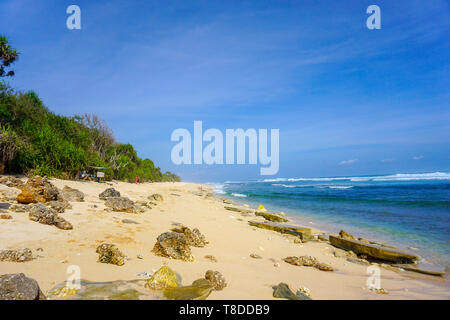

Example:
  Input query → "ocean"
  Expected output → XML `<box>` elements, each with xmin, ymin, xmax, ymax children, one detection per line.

<box><xmin>210</xmin><ymin>172</ymin><xmax>450</xmax><ymax>268</ymax></box>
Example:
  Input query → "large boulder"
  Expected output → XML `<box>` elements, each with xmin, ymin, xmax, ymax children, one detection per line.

<box><xmin>171</xmin><ymin>226</ymin><xmax>208</xmax><ymax>247</ymax></box>
<box><xmin>104</xmin><ymin>197</ymin><xmax>143</xmax><ymax>214</ymax></box>
<box><xmin>28</xmin><ymin>203</ymin><xmax>73</xmax><ymax>230</ymax></box>
<box><xmin>99</xmin><ymin>188</ymin><xmax>120</xmax><ymax>200</ymax></box>
<box><xmin>0</xmin><ymin>273</ymin><xmax>46</xmax><ymax>300</ymax></box>
<box><xmin>17</xmin><ymin>176</ymin><xmax>59</xmax><ymax>204</ymax></box>
<box><xmin>152</xmin><ymin>232</ymin><xmax>194</xmax><ymax>262</ymax></box>
<box><xmin>0</xmin><ymin>248</ymin><xmax>34</xmax><ymax>262</ymax></box>
<box><xmin>60</xmin><ymin>186</ymin><xmax>84</xmax><ymax>202</ymax></box>
<box><xmin>96</xmin><ymin>243</ymin><xmax>126</xmax><ymax>266</ymax></box>
<box><xmin>145</xmin><ymin>266</ymin><xmax>180</xmax><ymax>290</ymax></box>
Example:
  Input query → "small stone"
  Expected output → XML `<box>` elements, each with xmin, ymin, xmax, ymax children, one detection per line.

<box><xmin>0</xmin><ymin>248</ymin><xmax>34</xmax><ymax>262</ymax></box>
<box><xmin>205</xmin><ymin>270</ymin><xmax>227</xmax><ymax>291</ymax></box>
<box><xmin>250</xmin><ymin>253</ymin><xmax>262</xmax><ymax>259</ymax></box>
<box><xmin>148</xmin><ymin>193</ymin><xmax>164</xmax><ymax>202</ymax></box>
<box><xmin>96</xmin><ymin>243</ymin><xmax>125</xmax><ymax>266</ymax></box>
<box><xmin>137</xmin><ymin>254</ymin><xmax>143</xmax><ymax>259</ymax></box>
<box><xmin>0</xmin><ymin>213</ymin><xmax>12</xmax><ymax>219</ymax></box>
<box><xmin>204</xmin><ymin>255</ymin><xmax>217</xmax><ymax>262</ymax></box>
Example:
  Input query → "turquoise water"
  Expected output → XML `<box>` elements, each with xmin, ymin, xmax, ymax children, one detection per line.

<box><xmin>211</xmin><ymin>172</ymin><xmax>450</xmax><ymax>268</ymax></box>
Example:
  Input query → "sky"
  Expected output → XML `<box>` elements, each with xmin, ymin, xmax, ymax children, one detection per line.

<box><xmin>0</xmin><ymin>0</ymin><xmax>449</xmax><ymax>182</ymax></box>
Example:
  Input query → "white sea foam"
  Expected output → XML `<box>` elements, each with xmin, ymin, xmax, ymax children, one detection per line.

<box><xmin>262</xmin><ymin>172</ymin><xmax>450</xmax><ymax>183</ymax></box>
<box><xmin>328</xmin><ymin>186</ymin><xmax>353</xmax><ymax>189</ymax></box>
<box><xmin>231</xmin><ymin>193</ymin><xmax>247</xmax><ymax>198</ymax></box>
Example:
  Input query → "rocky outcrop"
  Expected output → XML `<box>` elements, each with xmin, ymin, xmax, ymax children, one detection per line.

<box><xmin>255</xmin><ymin>211</ymin><xmax>289</xmax><ymax>223</ymax></box>
<box><xmin>329</xmin><ymin>235</ymin><xmax>418</xmax><ymax>263</ymax></box>
<box><xmin>205</xmin><ymin>270</ymin><xmax>227</xmax><ymax>291</ymax></box>
<box><xmin>17</xmin><ymin>176</ymin><xmax>59</xmax><ymax>204</ymax></box>
<box><xmin>60</xmin><ymin>186</ymin><xmax>84</xmax><ymax>202</ymax></box>
<box><xmin>99</xmin><ymin>188</ymin><xmax>120</xmax><ymax>200</ymax></box>
<box><xmin>224</xmin><ymin>206</ymin><xmax>253</xmax><ymax>214</ymax></box>
<box><xmin>0</xmin><ymin>248</ymin><xmax>34</xmax><ymax>262</ymax></box>
<box><xmin>0</xmin><ymin>273</ymin><xmax>46</xmax><ymax>300</ymax></box>
<box><xmin>28</xmin><ymin>203</ymin><xmax>73</xmax><ymax>230</ymax></box>
<box><xmin>104</xmin><ymin>197</ymin><xmax>144</xmax><ymax>214</ymax></box>
<box><xmin>145</xmin><ymin>266</ymin><xmax>180</xmax><ymax>290</ymax></box>
<box><xmin>272</xmin><ymin>283</ymin><xmax>312</xmax><ymax>300</ymax></box>
<box><xmin>171</xmin><ymin>226</ymin><xmax>208</xmax><ymax>247</ymax></box>
<box><xmin>152</xmin><ymin>232</ymin><xmax>194</xmax><ymax>262</ymax></box>
<box><xmin>163</xmin><ymin>279</ymin><xmax>213</xmax><ymax>300</ymax></box>
<box><xmin>283</xmin><ymin>256</ymin><xmax>333</xmax><ymax>271</ymax></box>
<box><xmin>148</xmin><ymin>193</ymin><xmax>164</xmax><ymax>202</ymax></box>
<box><xmin>339</xmin><ymin>230</ymin><xmax>356</xmax><ymax>240</ymax></box>
<box><xmin>248</xmin><ymin>220</ymin><xmax>313</xmax><ymax>241</ymax></box>
<box><xmin>96</xmin><ymin>243</ymin><xmax>126</xmax><ymax>266</ymax></box>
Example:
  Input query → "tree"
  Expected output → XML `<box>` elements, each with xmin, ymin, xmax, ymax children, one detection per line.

<box><xmin>0</xmin><ymin>36</ymin><xmax>19</xmax><ymax>78</ymax></box>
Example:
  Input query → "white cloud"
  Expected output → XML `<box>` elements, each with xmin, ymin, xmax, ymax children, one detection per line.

<box><xmin>413</xmin><ymin>155</ymin><xmax>424</xmax><ymax>160</ymax></box>
<box><xmin>339</xmin><ymin>159</ymin><xmax>358</xmax><ymax>165</ymax></box>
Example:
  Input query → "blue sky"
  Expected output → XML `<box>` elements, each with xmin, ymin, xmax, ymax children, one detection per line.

<box><xmin>1</xmin><ymin>0</ymin><xmax>449</xmax><ymax>182</ymax></box>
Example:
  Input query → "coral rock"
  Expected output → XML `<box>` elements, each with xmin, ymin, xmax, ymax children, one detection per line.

<box><xmin>145</xmin><ymin>266</ymin><xmax>180</xmax><ymax>290</ymax></box>
<box><xmin>96</xmin><ymin>243</ymin><xmax>125</xmax><ymax>266</ymax></box>
<box><xmin>152</xmin><ymin>232</ymin><xmax>194</xmax><ymax>262</ymax></box>
<box><xmin>0</xmin><ymin>273</ymin><xmax>46</xmax><ymax>300</ymax></box>
<box><xmin>205</xmin><ymin>270</ymin><xmax>227</xmax><ymax>291</ymax></box>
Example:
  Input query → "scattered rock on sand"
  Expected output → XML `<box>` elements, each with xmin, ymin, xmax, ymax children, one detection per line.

<box><xmin>250</xmin><ymin>253</ymin><xmax>262</xmax><ymax>259</ymax></box>
<box><xmin>283</xmin><ymin>256</ymin><xmax>334</xmax><ymax>272</ymax></box>
<box><xmin>8</xmin><ymin>203</ymin><xmax>29</xmax><ymax>212</ymax></box>
<box><xmin>205</xmin><ymin>270</ymin><xmax>227</xmax><ymax>290</ymax></box>
<box><xmin>60</xmin><ymin>186</ymin><xmax>84</xmax><ymax>202</ymax></box>
<box><xmin>171</xmin><ymin>226</ymin><xmax>209</xmax><ymax>247</ymax></box>
<box><xmin>121</xmin><ymin>218</ymin><xmax>139</xmax><ymax>224</ymax></box>
<box><xmin>99</xmin><ymin>188</ymin><xmax>120</xmax><ymax>200</ymax></box>
<box><xmin>148</xmin><ymin>193</ymin><xmax>164</xmax><ymax>202</ymax></box>
<box><xmin>0</xmin><ymin>187</ymin><xmax>21</xmax><ymax>202</ymax></box>
<box><xmin>104</xmin><ymin>197</ymin><xmax>144</xmax><ymax>214</ymax></box>
<box><xmin>47</xmin><ymin>199</ymin><xmax>72</xmax><ymax>213</ymax></box>
<box><xmin>96</xmin><ymin>243</ymin><xmax>126</xmax><ymax>266</ymax></box>
<box><xmin>0</xmin><ymin>176</ymin><xmax>24</xmax><ymax>188</ymax></box>
<box><xmin>152</xmin><ymin>232</ymin><xmax>194</xmax><ymax>262</ymax></box>
<box><xmin>0</xmin><ymin>273</ymin><xmax>46</xmax><ymax>300</ymax></box>
<box><xmin>164</xmin><ymin>278</ymin><xmax>213</xmax><ymax>300</ymax></box>
<box><xmin>272</xmin><ymin>283</ymin><xmax>312</xmax><ymax>300</ymax></box>
<box><xmin>17</xmin><ymin>176</ymin><xmax>59</xmax><ymax>204</ymax></box>
<box><xmin>145</xmin><ymin>266</ymin><xmax>180</xmax><ymax>290</ymax></box>
<box><xmin>0</xmin><ymin>248</ymin><xmax>34</xmax><ymax>262</ymax></box>
<box><xmin>29</xmin><ymin>203</ymin><xmax>73</xmax><ymax>230</ymax></box>
<box><xmin>204</xmin><ymin>255</ymin><xmax>217</xmax><ymax>262</ymax></box>
<box><xmin>0</xmin><ymin>213</ymin><xmax>12</xmax><ymax>219</ymax></box>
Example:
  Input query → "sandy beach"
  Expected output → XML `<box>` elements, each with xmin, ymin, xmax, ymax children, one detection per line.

<box><xmin>0</xmin><ymin>178</ymin><xmax>449</xmax><ymax>300</ymax></box>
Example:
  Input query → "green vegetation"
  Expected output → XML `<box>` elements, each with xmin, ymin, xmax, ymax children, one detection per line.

<box><xmin>0</xmin><ymin>36</ymin><xmax>179</xmax><ymax>182</ymax></box>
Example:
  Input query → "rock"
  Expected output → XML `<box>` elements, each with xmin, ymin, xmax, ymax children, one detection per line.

<box><xmin>121</xmin><ymin>218</ymin><xmax>139</xmax><ymax>224</ymax></box>
<box><xmin>329</xmin><ymin>235</ymin><xmax>418</xmax><ymax>263</ymax></box>
<box><xmin>318</xmin><ymin>234</ymin><xmax>329</xmax><ymax>242</ymax></box>
<box><xmin>339</xmin><ymin>230</ymin><xmax>356</xmax><ymax>240</ymax></box>
<box><xmin>104</xmin><ymin>197</ymin><xmax>143</xmax><ymax>214</ymax></box>
<box><xmin>0</xmin><ymin>176</ymin><xmax>24</xmax><ymax>188</ymax></box>
<box><xmin>250</xmin><ymin>253</ymin><xmax>262</xmax><ymax>259</ymax></box>
<box><xmin>148</xmin><ymin>193</ymin><xmax>164</xmax><ymax>202</ymax></box>
<box><xmin>28</xmin><ymin>203</ymin><xmax>73</xmax><ymax>230</ymax></box>
<box><xmin>283</xmin><ymin>256</ymin><xmax>333</xmax><ymax>272</ymax></box>
<box><xmin>204</xmin><ymin>255</ymin><xmax>217</xmax><ymax>262</ymax></box>
<box><xmin>47</xmin><ymin>199</ymin><xmax>72</xmax><ymax>213</ymax></box>
<box><xmin>255</xmin><ymin>211</ymin><xmax>289</xmax><ymax>223</ymax></box>
<box><xmin>370</xmin><ymin>287</ymin><xmax>388</xmax><ymax>295</ymax></box>
<box><xmin>47</xmin><ymin>279</ymin><xmax>151</xmax><ymax>300</ymax></box>
<box><xmin>0</xmin><ymin>273</ymin><xmax>46</xmax><ymax>300</ymax></box>
<box><xmin>163</xmin><ymin>279</ymin><xmax>213</xmax><ymax>300</ymax></box>
<box><xmin>171</xmin><ymin>226</ymin><xmax>209</xmax><ymax>247</ymax></box>
<box><xmin>0</xmin><ymin>213</ymin><xmax>12</xmax><ymax>219</ymax></box>
<box><xmin>137</xmin><ymin>254</ymin><xmax>143</xmax><ymax>259</ymax></box>
<box><xmin>17</xmin><ymin>176</ymin><xmax>59</xmax><ymax>204</ymax></box>
<box><xmin>99</xmin><ymin>188</ymin><xmax>120</xmax><ymax>200</ymax></box>
<box><xmin>60</xmin><ymin>186</ymin><xmax>84</xmax><ymax>202</ymax></box>
<box><xmin>8</xmin><ymin>203</ymin><xmax>29</xmax><ymax>212</ymax></box>
<box><xmin>391</xmin><ymin>263</ymin><xmax>446</xmax><ymax>277</ymax></box>
<box><xmin>224</xmin><ymin>206</ymin><xmax>253</xmax><ymax>214</ymax></box>
<box><xmin>0</xmin><ymin>248</ymin><xmax>34</xmax><ymax>262</ymax></box>
<box><xmin>205</xmin><ymin>270</ymin><xmax>227</xmax><ymax>290</ymax></box>
<box><xmin>145</xmin><ymin>266</ymin><xmax>180</xmax><ymax>290</ymax></box>
<box><xmin>0</xmin><ymin>186</ymin><xmax>21</xmax><ymax>202</ymax></box>
<box><xmin>152</xmin><ymin>232</ymin><xmax>194</xmax><ymax>262</ymax></box>
<box><xmin>96</xmin><ymin>244</ymin><xmax>125</xmax><ymax>266</ymax></box>
<box><xmin>272</xmin><ymin>283</ymin><xmax>312</xmax><ymax>300</ymax></box>
<box><xmin>248</xmin><ymin>220</ymin><xmax>313</xmax><ymax>241</ymax></box>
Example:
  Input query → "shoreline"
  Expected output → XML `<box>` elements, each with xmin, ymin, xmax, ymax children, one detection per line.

<box><xmin>1</xmin><ymin>178</ymin><xmax>449</xmax><ymax>299</ymax></box>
